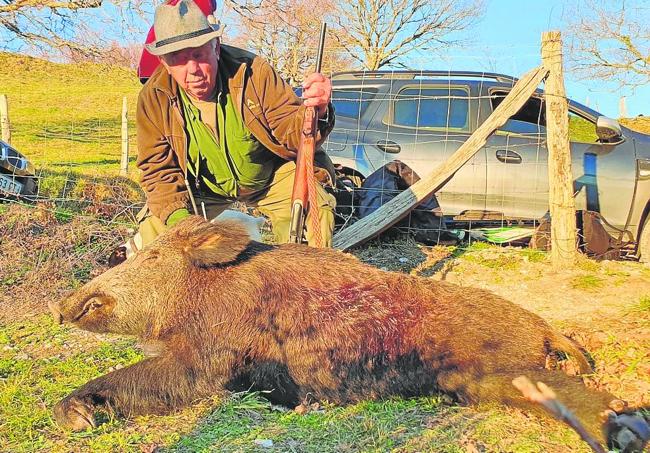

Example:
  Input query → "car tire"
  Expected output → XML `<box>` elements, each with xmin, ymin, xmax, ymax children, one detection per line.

<box><xmin>639</xmin><ymin>214</ymin><xmax>650</xmax><ymax>264</ymax></box>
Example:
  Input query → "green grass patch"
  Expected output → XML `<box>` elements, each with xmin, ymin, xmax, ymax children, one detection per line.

<box><xmin>461</xmin><ymin>251</ymin><xmax>521</xmax><ymax>271</ymax></box>
<box><xmin>171</xmin><ymin>394</ymin><xmax>455</xmax><ymax>452</ymax></box>
<box><xmin>570</xmin><ymin>274</ymin><xmax>604</xmax><ymax>290</ymax></box>
<box><xmin>569</xmin><ymin>115</ymin><xmax>599</xmax><ymax>143</ymax></box>
<box><xmin>0</xmin><ymin>52</ymin><xmax>142</xmax><ymax>177</ymax></box>
<box><xmin>519</xmin><ymin>248</ymin><xmax>547</xmax><ymax>263</ymax></box>
<box><xmin>0</xmin><ymin>316</ymin><xmax>144</xmax><ymax>452</ymax></box>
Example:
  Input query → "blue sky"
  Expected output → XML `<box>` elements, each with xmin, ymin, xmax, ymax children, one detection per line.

<box><xmin>4</xmin><ymin>0</ymin><xmax>647</xmax><ymax>118</ymax></box>
<box><xmin>409</xmin><ymin>0</ymin><xmax>649</xmax><ymax>118</ymax></box>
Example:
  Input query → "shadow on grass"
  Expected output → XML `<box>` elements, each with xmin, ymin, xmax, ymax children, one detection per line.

<box><xmin>166</xmin><ymin>393</ymin><xmax>457</xmax><ymax>452</ymax></box>
<box><xmin>36</xmin><ymin>118</ymin><xmax>125</xmax><ymax>143</ymax></box>
<box><xmin>47</xmin><ymin>158</ymin><xmax>126</xmax><ymax>168</ymax></box>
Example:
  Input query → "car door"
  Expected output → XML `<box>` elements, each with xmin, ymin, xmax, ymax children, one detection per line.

<box><xmin>367</xmin><ymin>83</ymin><xmax>487</xmax><ymax>217</ymax></box>
<box><xmin>485</xmin><ymin>91</ymin><xmax>636</xmax><ymax>230</ymax></box>
<box><xmin>323</xmin><ymin>84</ymin><xmax>385</xmax><ymax>177</ymax></box>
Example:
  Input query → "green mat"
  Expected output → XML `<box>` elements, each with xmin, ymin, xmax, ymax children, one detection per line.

<box><xmin>468</xmin><ymin>227</ymin><xmax>535</xmax><ymax>244</ymax></box>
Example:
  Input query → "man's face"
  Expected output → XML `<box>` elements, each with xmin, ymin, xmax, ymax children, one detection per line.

<box><xmin>161</xmin><ymin>39</ymin><xmax>219</xmax><ymax>101</ymax></box>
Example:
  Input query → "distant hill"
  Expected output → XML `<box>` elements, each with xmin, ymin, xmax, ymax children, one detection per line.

<box><xmin>0</xmin><ymin>52</ymin><xmax>142</xmax><ymax>171</ymax></box>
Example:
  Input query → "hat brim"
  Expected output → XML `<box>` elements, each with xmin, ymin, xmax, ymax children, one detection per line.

<box><xmin>146</xmin><ymin>28</ymin><xmax>222</xmax><ymax>56</ymax></box>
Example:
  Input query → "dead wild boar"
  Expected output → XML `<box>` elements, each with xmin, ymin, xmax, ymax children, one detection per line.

<box><xmin>49</xmin><ymin>216</ymin><xmax>649</xmax><ymax>450</ymax></box>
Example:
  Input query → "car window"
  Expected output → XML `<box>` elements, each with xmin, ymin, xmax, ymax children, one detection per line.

<box><xmin>568</xmin><ymin>111</ymin><xmax>599</xmax><ymax>143</ymax></box>
<box><xmin>393</xmin><ymin>87</ymin><xmax>469</xmax><ymax>130</ymax></box>
<box><xmin>332</xmin><ymin>88</ymin><xmax>378</xmax><ymax>119</ymax></box>
<box><xmin>491</xmin><ymin>91</ymin><xmax>546</xmax><ymax>134</ymax></box>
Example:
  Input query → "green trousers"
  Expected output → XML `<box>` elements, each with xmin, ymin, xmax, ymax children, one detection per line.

<box><xmin>137</xmin><ymin>161</ymin><xmax>336</xmax><ymax>248</ymax></box>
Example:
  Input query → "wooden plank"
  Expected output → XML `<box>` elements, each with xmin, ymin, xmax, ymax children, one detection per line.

<box><xmin>333</xmin><ymin>65</ymin><xmax>549</xmax><ymax>250</ymax></box>
<box><xmin>541</xmin><ymin>31</ymin><xmax>577</xmax><ymax>267</ymax></box>
<box><xmin>0</xmin><ymin>94</ymin><xmax>10</xmax><ymax>144</ymax></box>
<box><xmin>120</xmin><ymin>96</ymin><xmax>129</xmax><ymax>177</ymax></box>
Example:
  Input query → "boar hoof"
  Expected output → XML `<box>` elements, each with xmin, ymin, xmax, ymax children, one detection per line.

<box><xmin>54</xmin><ymin>397</ymin><xmax>96</xmax><ymax>431</ymax></box>
<box><xmin>603</xmin><ymin>411</ymin><xmax>650</xmax><ymax>453</ymax></box>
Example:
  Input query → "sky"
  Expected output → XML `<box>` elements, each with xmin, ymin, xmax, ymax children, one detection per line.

<box><xmin>3</xmin><ymin>0</ymin><xmax>647</xmax><ymax>118</ymax></box>
<box><xmin>410</xmin><ymin>0</ymin><xmax>649</xmax><ymax>118</ymax></box>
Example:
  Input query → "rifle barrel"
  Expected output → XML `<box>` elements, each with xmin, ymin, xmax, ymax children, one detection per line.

<box><xmin>315</xmin><ymin>22</ymin><xmax>327</xmax><ymax>73</ymax></box>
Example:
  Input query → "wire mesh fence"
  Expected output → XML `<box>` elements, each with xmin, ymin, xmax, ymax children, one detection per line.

<box><xmin>0</xmin><ymin>46</ymin><xmax>641</xmax><ymax>258</ymax></box>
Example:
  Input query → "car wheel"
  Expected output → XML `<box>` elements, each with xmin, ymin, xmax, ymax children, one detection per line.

<box><xmin>639</xmin><ymin>214</ymin><xmax>650</xmax><ymax>263</ymax></box>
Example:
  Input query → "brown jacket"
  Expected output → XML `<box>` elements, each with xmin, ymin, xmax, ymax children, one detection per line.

<box><xmin>136</xmin><ymin>44</ymin><xmax>335</xmax><ymax>223</ymax></box>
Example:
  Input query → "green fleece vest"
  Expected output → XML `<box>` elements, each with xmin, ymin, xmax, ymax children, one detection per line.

<box><xmin>179</xmin><ymin>83</ymin><xmax>277</xmax><ymax>199</ymax></box>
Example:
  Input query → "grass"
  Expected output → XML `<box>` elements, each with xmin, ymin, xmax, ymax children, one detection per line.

<box><xmin>570</xmin><ymin>274</ymin><xmax>605</xmax><ymax>290</ymax></box>
<box><xmin>0</xmin><ymin>52</ymin><xmax>142</xmax><ymax>175</ymax></box>
<box><xmin>0</xmin><ymin>316</ymin><xmax>146</xmax><ymax>452</ymax></box>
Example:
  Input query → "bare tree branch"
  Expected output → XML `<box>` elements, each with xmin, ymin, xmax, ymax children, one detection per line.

<box><xmin>227</xmin><ymin>0</ymin><xmax>353</xmax><ymax>84</ymax></box>
<box><xmin>565</xmin><ymin>0</ymin><xmax>650</xmax><ymax>89</ymax></box>
<box><xmin>331</xmin><ymin>0</ymin><xmax>484</xmax><ymax>70</ymax></box>
<box><xmin>512</xmin><ymin>376</ymin><xmax>606</xmax><ymax>453</ymax></box>
<box><xmin>1</xmin><ymin>0</ymin><xmax>153</xmax><ymax>61</ymax></box>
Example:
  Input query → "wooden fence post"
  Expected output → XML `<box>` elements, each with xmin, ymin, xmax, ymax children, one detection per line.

<box><xmin>0</xmin><ymin>94</ymin><xmax>11</xmax><ymax>144</ymax></box>
<box><xmin>120</xmin><ymin>96</ymin><xmax>129</xmax><ymax>176</ymax></box>
<box><xmin>541</xmin><ymin>31</ymin><xmax>577</xmax><ymax>268</ymax></box>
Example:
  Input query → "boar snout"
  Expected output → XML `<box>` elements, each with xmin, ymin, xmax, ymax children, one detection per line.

<box><xmin>48</xmin><ymin>300</ymin><xmax>64</xmax><ymax>325</ymax></box>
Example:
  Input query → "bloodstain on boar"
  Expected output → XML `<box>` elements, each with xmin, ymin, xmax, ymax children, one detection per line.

<box><xmin>48</xmin><ymin>217</ymin><xmax>649</xmax><ymax>450</ymax></box>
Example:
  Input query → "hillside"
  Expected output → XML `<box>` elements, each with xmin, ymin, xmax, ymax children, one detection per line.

<box><xmin>0</xmin><ymin>52</ymin><xmax>142</xmax><ymax>173</ymax></box>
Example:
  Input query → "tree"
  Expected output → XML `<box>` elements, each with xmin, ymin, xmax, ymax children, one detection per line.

<box><xmin>565</xmin><ymin>0</ymin><xmax>650</xmax><ymax>89</ymax></box>
<box><xmin>227</xmin><ymin>0</ymin><xmax>353</xmax><ymax>85</ymax></box>
<box><xmin>0</xmin><ymin>0</ymin><xmax>152</xmax><ymax>59</ymax></box>
<box><xmin>331</xmin><ymin>0</ymin><xmax>484</xmax><ymax>70</ymax></box>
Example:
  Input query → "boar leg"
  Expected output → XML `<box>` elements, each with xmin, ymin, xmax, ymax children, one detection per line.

<box><xmin>54</xmin><ymin>354</ymin><xmax>209</xmax><ymax>430</ymax></box>
<box><xmin>438</xmin><ymin>369</ymin><xmax>647</xmax><ymax>447</ymax></box>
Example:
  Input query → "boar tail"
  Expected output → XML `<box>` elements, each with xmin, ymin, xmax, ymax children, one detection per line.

<box><xmin>548</xmin><ymin>332</ymin><xmax>593</xmax><ymax>375</ymax></box>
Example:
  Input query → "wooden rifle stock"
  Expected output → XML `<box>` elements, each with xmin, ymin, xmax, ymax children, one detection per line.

<box><xmin>288</xmin><ymin>22</ymin><xmax>327</xmax><ymax>245</ymax></box>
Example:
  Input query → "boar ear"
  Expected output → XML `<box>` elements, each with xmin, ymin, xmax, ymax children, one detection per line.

<box><xmin>180</xmin><ymin>219</ymin><xmax>252</xmax><ymax>266</ymax></box>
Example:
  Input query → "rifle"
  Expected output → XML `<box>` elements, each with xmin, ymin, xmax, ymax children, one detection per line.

<box><xmin>288</xmin><ymin>22</ymin><xmax>327</xmax><ymax>246</ymax></box>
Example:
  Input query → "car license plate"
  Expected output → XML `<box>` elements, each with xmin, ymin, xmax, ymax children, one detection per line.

<box><xmin>0</xmin><ymin>173</ymin><xmax>24</xmax><ymax>195</ymax></box>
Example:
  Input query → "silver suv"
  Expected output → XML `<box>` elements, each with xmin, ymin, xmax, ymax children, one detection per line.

<box><xmin>324</xmin><ymin>71</ymin><xmax>650</xmax><ymax>261</ymax></box>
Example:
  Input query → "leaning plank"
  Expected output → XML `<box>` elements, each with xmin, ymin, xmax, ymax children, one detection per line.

<box><xmin>333</xmin><ymin>66</ymin><xmax>550</xmax><ymax>250</ymax></box>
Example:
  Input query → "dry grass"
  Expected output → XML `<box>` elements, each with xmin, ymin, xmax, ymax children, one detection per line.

<box><xmin>621</xmin><ymin>116</ymin><xmax>650</xmax><ymax>134</ymax></box>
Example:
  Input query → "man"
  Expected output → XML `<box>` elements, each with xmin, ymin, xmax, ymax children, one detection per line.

<box><xmin>134</xmin><ymin>0</ymin><xmax>336</xmax><ymax>250</ymax></box>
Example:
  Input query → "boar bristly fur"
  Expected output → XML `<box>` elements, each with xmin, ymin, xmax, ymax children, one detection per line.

<box><xmin>50</xmin><ymin>217</ymin><xmax>647</xmax><ymax>448</ymax></box>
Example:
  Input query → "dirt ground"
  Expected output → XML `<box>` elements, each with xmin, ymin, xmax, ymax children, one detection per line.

<box><xmin>1</xmin><ymin>204</ymin><xmax>649</xmax><ymax>451</ymax></box>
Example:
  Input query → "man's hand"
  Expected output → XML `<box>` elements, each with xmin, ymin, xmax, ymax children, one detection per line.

<box><xmin>302</xmin><ymin>73</ymin><xmax>331</xmax><ymax>118</ymax></box>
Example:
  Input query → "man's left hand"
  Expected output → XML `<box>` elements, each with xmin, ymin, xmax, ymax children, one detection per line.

<box><xmin>302</xmin><ymin>73</ymin><xmax>331</xmax><ymax>118</ymax></box>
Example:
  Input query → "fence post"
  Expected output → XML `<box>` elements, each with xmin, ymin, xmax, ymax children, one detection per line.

<box><xmin>541</xmin><ymin>31</ymin><xmax>577</xmax><ymax>268</ymax></box>
<box><xmin>0</xmin><ymin>94</ymin><xmax>11</xmax><ymax>144</ymax></box>
<box><xmin>120</xmin><ymin>96</ymin><xmax>129</xmax><ymax>176</ymax></box>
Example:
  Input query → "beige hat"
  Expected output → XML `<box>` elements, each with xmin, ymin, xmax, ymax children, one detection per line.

<box><xmin>146</xmin><ymin>0</ymin><xmax>223</xmax><ymax>56</ymax></box>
